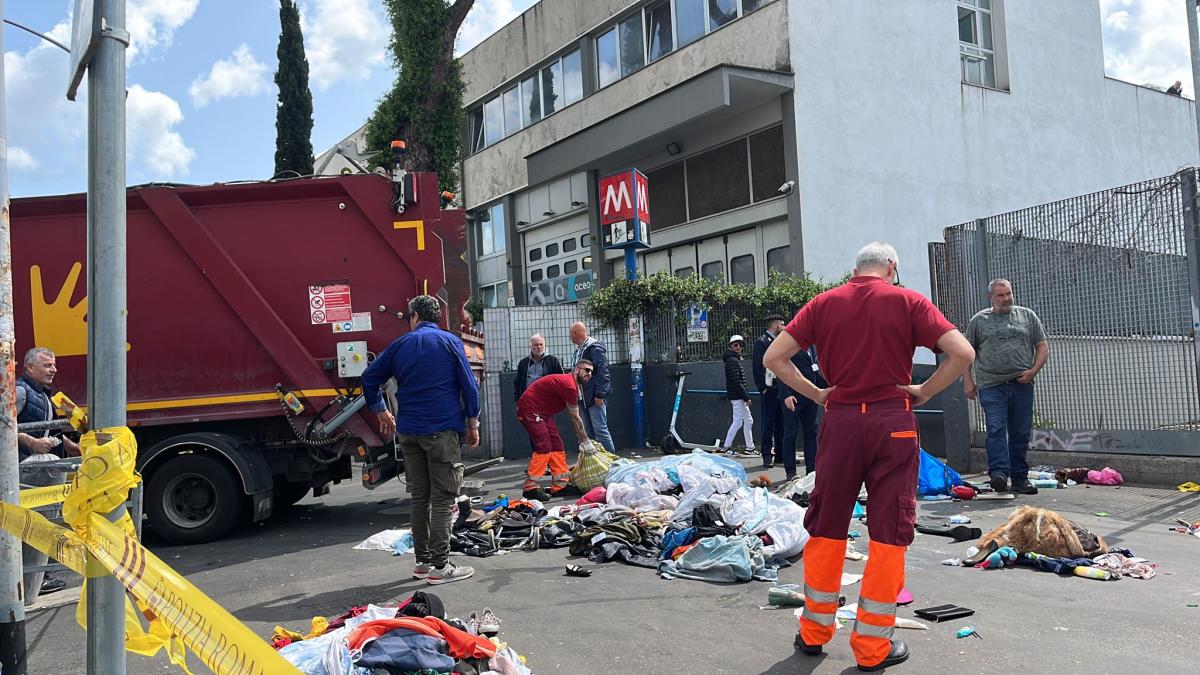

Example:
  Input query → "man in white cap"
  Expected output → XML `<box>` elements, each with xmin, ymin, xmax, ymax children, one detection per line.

<box><xmin>722</xmin><ymin>334</ymin><xmax>754</xmax><ymax>451</ymax></box>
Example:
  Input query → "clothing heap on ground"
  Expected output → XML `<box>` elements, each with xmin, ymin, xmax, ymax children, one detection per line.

<box><xmin>274</xmin><ymin>591</ymin><xmax>531</xmax><ymax>675</ymax></box>
<box><xmin>441</xmin><ymin>450</ymin><xmax>812</xmax><ymax>583</ymax></box>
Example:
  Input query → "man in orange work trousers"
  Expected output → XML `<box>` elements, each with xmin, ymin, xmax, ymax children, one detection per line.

<box><xmin>765</xmin><ymin>241</ymin><xmax>974</xmax><ymax>671</ymax></box>
<box><xmin>516</xmin><ymin>360</ymin><xmax>593</xmax><ymax>500</ymax></box>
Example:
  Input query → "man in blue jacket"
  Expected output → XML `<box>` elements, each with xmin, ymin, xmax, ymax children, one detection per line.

<box><xmin>363</xmin><ymin>295</ymin><xmax>480</xmax><ymax>585</ymax></box>
<box><xmin>777</xmin><ymin>347</ymin><xmax>828</xmax><ymax>479</ymax></box>
<box><xmin>569</xmin><ymin>321</ymin><xmax>616</xmax><ymax>454</ymax></box>
<box><xmin>752</xmin><ymin>315</ymin><xmax>785</xmax><ymax>468</ymax></box>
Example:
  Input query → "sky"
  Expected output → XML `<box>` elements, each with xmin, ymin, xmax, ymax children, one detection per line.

<box><xmin>1</xmin><ymin>0</ymin><xmax>1192</xmax><ymax>198</ymax></box>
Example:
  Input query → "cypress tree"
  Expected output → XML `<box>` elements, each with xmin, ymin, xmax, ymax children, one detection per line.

<box><xmin>365</xmin><ymin>0</ymin><xmax>475</xmax><ymax>194</ymax></box>
<box><xmin>274</xmin><ymin>0</ymin><xmax>314</xmax><ymax>177</ymax></box>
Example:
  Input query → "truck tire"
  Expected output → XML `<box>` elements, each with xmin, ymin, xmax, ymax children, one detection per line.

<box><xmin>146</xmin><ymin>453</ymin><xmax>243</xmax><ymax>545</ymax></box>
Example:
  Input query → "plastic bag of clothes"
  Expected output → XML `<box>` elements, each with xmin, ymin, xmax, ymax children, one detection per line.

<box><xmin>917</xmin><ymin>449</ymin><xmax>963</xmax><ymax>496</ymax></box>
<box><xmin>571</xmin><ymin>440</ymin><xmax>618</xmax><ymax>491</ymax></box>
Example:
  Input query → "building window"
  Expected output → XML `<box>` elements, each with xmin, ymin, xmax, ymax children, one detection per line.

<box><xmin>742</xmin><ymin>0</ymin><xmax>766</xmax><ymax>13</ymax></box>
<box><xmin>749</xmin><ymin>125</ymin><xmax>786</xmax><ymax>202</ymax></box>
<box><xmin>563</xmin><ymin>49</ymin><xmax>584</xmax><ymax>104</ymax></box>
<box><xmin>687</xmin><ymin>138</ymin><xmax>750</xmax><ymax>219</ymax></box>
<box><xmin>619</xmin><ymin>13</ymin><xmax>645</xmax><ymax>77</ymax></box>
<box><xmin>675</xmin><ymin>266</ymin><xmax>695</xmax><ymax>278</ymax></box>
<box><xmin>469</xmin><ymin>107</ymin><xmax>485</xmax><ymax>153</ymax></box>
<box><xmin>767</xmin><ymin>245</ymin><xmax>789</xmax><ymax>272</ymax></box>
<box><xmin>581</xmin><ymin>233</ymin><xmax>590</xmax><ymax>247</ymax></box>
<box><xmin>481</xmin><ymin>282</ymin><xmax>508</xmax><ymax>308</ymax></box>
<box><xmin>530</xmin><ymin>268</ymin><xmax>544</xmax><ymax>282</ymax></box>
<box><xmin>702</xmin><ymin>261</ymin><xmax>723</xmax><ymax>281</ymax></box>
<box><xmin>710</xmin><ymin>0</ymin><xmax>738</xmax><ymax>31</ymax></box>
<box><xmin>563</xmin><ymin>238</ymin><xmax>577</xmax><ymax>253</ymax></box>
<box><xmin>547</xmin><ymin>264</ymin><xmax>561</xmax><ymax>278</ymax></box>
<box><xmin>502</xmin><ymin>86</ymin><xmax>521</xmax><ymax>136</ymax></box>
<box><xmin>958</xmin><ymin>0</ymin><xmax>997</xmax><ymax>88</ymax></box>
<box><xmin>647</xmin><ymin>160</ymin><xmax>687</xmax><ymax>230</ymax></box>
<box><xmin>646</xmin><ymin>1</ymin><xmax>673</xmax><ymax>62</ymax></box>
<box><xmin>596</xmin><ymin>28</ymin><xmax>620</xmax><ymax>88</ymax></box>
<box><xmin>542</xmin><ymin>60</ymin><xmax>562</xmax><ymax>116</ymax></box>
<box><xmin>529</xmin><ymin>247</ymin><xmax>542</xmax><ymax>262</ymax></box>
<box><xmin>675</xmin><ymin>0</ymin><xmax>706</xmax><ymax>48</ymax></box>
<box><xmin>730</xmin><ymin>254</ymin><xmax>755</xmax><ymax>284</ymax></box>
<box><xmin>478</xmin><ymin>203</ymin><xmax>506</xmax><ymax>257</ymax></box>
<box><xmin>483</xmin><ymin>97</ymin><xmax>503</xmax><ymax>147</ymax></box>
<box><xmin>582</xmin><ymin>255</ymin><xmax>592</xmax><ymax>270</ymax></box>
<box><xmin>546</xmin><ymin>242</ymin><xmax>559</xmax><ymax>257</ymax></box>
<box><xmin>565</xmin><ymin>260</ymin><xmax>578</xmax><ymax>274</ymax></box>
<box><xmin>521</xmin><ymin>75</ymin><xmax>542</xmax><ymax>125</ymax></box>
<box><xmin>482</xmin><ymin>285</ymin><xmax>496</xmax><ymax>307</ymax></box>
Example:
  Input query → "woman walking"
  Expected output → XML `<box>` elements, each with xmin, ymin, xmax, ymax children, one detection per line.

<box><xmin>723</xmin><ymin>335</ymin><xmax>755</xmax><ymax>452</ymax></box>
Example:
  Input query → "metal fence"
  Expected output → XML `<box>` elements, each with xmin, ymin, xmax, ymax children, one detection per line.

<box><xmin>931</xmin><ymin>169</ymin><xmax>1200</xmax><ymax>454</ymax></box>
<box><xmin>642</xmin><ymin>301</ymin><xmax>795</xmax><ymax>363</ymax></box>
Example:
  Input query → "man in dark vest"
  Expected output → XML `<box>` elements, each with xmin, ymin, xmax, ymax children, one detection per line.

<box><xmin>752</xmin><ymin>315</ymin><xmax>785</xmax><ymax>468</ymax></box>
<box><xmin>16</xmin><ymin>347</ymin><xmax>81</xmax><ymax>596</ymax></box>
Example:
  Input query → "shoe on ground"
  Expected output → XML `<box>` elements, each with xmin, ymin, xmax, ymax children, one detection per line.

<box><xmin>989</xmin><ymin>473</ymin><xmax>1009</xmax><ymax>493</ymax></box>
<box><xmin>793</xmin><ymin>632</ymin><xmax>822</xmax><ymax>655</ymax></box>
<box><xmin>522</xmin><ymin>488</ymin><xmax>552</xmax><ymax>501</ymax></box>
<box><xmin>857</xmin><ymin>640</ymin><xmax>910</xmax><ymax>672</ymax></box>
<box><xmin>427</xmin><ymin>561</ymin><xmax>474</xmax><ymax>585</ymax></box>
<box><xmin>763</xmin><ymin>461</ymin><xmax>776</xmax><ymax>469</ymax></box>
<box><xmin>478</xmin><ymin>607</ymin><xmax>501</xmax><ymax>635</ymax></box>
<box><xmin>1011</xmin><ymin>478</ymin><xmax>1039</xmax><ymax>495</ymax></box>
<box><xmin>412</xmin><ymin>562</ymin><xmax>432</xmax><ymax>579</ymax></box>
<box><xmin>39</xmin><ymin>575</ymin><xmax>67</xmax><ymax>595</ymax></box>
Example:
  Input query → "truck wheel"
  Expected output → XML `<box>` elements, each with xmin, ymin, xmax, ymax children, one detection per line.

<box><xmin>146</xmin><ymin>454</ymin><xmax>242</xmax><ymax>545</ymax></box>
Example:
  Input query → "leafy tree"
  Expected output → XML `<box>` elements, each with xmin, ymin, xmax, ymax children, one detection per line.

<box><xmin>365</xmin><ymin>0</ymin><xmax>474</xmax><ymax>194</ymax></box>
<box><xmin>274</xmin><ymin>0</ymin><xmax>315</xmax><ymax>177</ymax></box>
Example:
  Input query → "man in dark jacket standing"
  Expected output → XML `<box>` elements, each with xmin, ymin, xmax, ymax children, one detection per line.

<box><xmin>722</xmin><ymin>335</ymin><xmax>755</xmax><ymax>452</ymax></box>
<box><xmin>778</xmin><ymin>347</ymin><xmax>828</xmax><ymax>479</ymax></box>
<box><xmin>513</xmin><ymin>334</ymin><xmax>564</xmax><ymax>401</ymax></box>
<box><xmin>752</xmin><ymin>315</ymin><xmax>785</xmax><ymax>467</ymax></box>
<box><xmin>570</xmin><ymin>322</ymin><xmax>615</xmax><ymax>454</ymax></box>
<box><xmin>363</xmin><ymin>295</ymin><xmax>480</xmax><ymax>586</ymax></box>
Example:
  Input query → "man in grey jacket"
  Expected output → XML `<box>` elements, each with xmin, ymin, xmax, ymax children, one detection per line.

<box><xmin>570</xmin><ymin>322</ymin><xmax>615</xmax><ymax>454</ymax></box>
<box><xmin>964</xmin><ymin>279</ymin><xmax>1049</xmax><ymax>496</ymax></box>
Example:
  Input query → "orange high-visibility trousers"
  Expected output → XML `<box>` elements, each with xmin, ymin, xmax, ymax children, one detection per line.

<box><xmin>851</xmin><ymin>541</ymin><xmax>904</xmax><ymax>667</ymax></box>
<box><xmin>799</xmin><ymin>536</ymin><xmax>847</xmax><ymax>646</ymax></box>
<box><xmin>524</xmin><ymin>450</ymin><xmax>569</xmax><ymax>492</ymax></box>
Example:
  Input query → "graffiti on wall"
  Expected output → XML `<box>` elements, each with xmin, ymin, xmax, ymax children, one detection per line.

<box><xmin>1029</xmin><ymin>429</ymin><xmax>1131</xmax><ymax>452</ymax></box>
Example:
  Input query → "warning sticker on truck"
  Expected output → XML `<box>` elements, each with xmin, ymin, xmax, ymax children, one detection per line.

<box><xmin>332</xmin><ymin>311</ymin><xmax>372</xmax><ymax>334</ymax></box>
<box><xmin>308</xmin><ymin>281</ymin><xmax>353</xmax><ymax>324</ymax></box>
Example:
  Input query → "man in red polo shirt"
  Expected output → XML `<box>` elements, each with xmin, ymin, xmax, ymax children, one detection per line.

<box><xmin>765</xmin><ymin>241</ymin><xmax>974</xmax><ymax>672</ymax></box>
<box><xmin>517</xmin><ymin>360</ymin><xmax>593</xmax><ymax>500</ymax></box>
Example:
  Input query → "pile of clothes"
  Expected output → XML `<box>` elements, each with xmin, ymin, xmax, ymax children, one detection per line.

<box><xmin>432</xmin><ymin>450</ymin><xmax>812</xmax><ymax>584</ymax></box>
<box><xmin>274</xmin><ymin>591</ymin><xmax>532</xmax><ymax>675</ymax></box>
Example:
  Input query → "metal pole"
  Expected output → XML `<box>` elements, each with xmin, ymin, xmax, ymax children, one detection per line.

<box><xmin>1180</xmin><ymin>171</ymin><xmax>1200</xmax><ymax>416</ymax></box>
<box><xmin>624</xmin><ymin>247</ymin><xmax>646</xmax><ymax>448</ymax></box>
<box><xmin>1186</xmin><ymin>0</ymin><xmax>1200</xmax><ymax>161</ymax></box>
<box><xmin>86</xmin><ymin>0</ymin><xmax>129</xmax><ymax>672</ymax></box>
<box><xmin>0</xmin><ymin>2</ymin><xmax>31</xmax><ymax>669</ymax></box>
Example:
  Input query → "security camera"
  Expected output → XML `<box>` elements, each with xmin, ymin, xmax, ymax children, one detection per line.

<box><xmin>778</xmin><ymin>180</ymin><xmax>795</xmax><ymax>195</ymax></box>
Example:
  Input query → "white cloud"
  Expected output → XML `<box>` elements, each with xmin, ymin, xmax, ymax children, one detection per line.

<box><xmin>301</xmin><ymin>0</ymin><xmax>388</xmax><ymax>89</ymax></box>
<box><xmin>456</xmin><ymin>0</ymin><xmax>524</xmax><ymax>56</ymax></box>
<box><xmin>1100</xmin><ymin>0</ymin><xmax>1190</xmax><ymax>93</ymax></box>
<box><xmin>126</xmin><ymin>0</ymin><xmax>199</xmax><ymax>62</ymax></box>
<box><xmin>8</xmin><ymin>147</ymin><xmax>38</xmax><ymax>171</ymax></box>
<box><xmin>189</xmin><ymin>44</ymin><xmax>269</xmax><ymax>106</ymax></box>
<box><xmin>127</xmin><ymin>85</ymin><xmax>195</xmax><ymax>177</ymax></box>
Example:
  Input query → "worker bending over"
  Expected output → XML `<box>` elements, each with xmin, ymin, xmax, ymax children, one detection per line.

<box><xmin>517</xmin><ymin>360</ymin><xmax>593</xmax><ymax>500</ymax></box>
<box><xmin>765</xmin><ymin>241</ymin><xmax>973</xmax><ymax>671</ymax></box>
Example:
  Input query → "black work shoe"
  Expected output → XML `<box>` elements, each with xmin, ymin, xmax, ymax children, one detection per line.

<box><xmin>522</xmin><ymin>488</ymin><xmax>552</xmax><ymax>501</ymax></box>
<box><xmin>1011</xmin><ymin>478</ymin><xmax>1039</xmax><ymax>495</ymax></box>
<box><xmin>989</xmin><ymin>473</ymin><xmax>1009</xmax><ymax>493</ymax></box>
<box><xmin>793</xmin><ymin>633</ymin><xmax>822</xmax><ymax>655</ymax></box>
<box><xmin>763</xmin><ymin>461</ymin><xmax>775</xmax><ymax>469</ymax></box>
<box><xmin>39</xmin><ymin>575</ymin><xmax>67</xmax><ymax>595</ymax></box>
<box><xmin>857</xmin><ymin>640</ymin><xmax>910</xmax><ymax>671</ymax></box>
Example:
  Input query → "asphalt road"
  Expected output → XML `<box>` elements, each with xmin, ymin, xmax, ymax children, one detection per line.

<box><xmin>23</xmin><ymin>453</ymin><xmax>1200</xmax><ymax>674</ymax></box>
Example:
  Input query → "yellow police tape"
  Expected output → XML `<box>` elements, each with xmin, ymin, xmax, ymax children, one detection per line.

<box><xmin>4</xmin><ymin>427</ymin><xmax>298</xmax><ymax>674</ymax></box>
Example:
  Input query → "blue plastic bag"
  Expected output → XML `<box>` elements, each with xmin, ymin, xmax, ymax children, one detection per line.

<box><xmin>917</xmin><ymin>449</ymin><xmax>964</xmax><ymax>496</ymax></box>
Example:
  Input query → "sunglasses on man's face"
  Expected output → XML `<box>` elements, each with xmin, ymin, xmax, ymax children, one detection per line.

<box><xmin>578</xmin><ymin>367</ymin><xmax>593</xmax><ymax>374</ymax></box>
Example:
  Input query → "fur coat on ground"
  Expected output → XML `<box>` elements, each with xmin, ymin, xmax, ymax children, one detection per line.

<box><xmin>978</xmin><ymin>505</ymin><xmax>1107</xmax><ymax>558</ymax></box>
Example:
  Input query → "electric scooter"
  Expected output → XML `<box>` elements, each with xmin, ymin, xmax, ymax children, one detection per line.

<box><xmin>660</xmin><ymin>369</ymin><xmax>727</xmax><ymax>455</ymax></box>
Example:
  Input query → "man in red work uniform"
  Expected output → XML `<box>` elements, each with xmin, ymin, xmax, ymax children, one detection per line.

<box><xmin>765</xmin><ymin>241</ymin><xmax>974</xmax><ymax>671</ymax></box>
<box><xmin>517</xmin><ymin>360</ymin><xmax>593</xmax><ymax>500</ymax></box>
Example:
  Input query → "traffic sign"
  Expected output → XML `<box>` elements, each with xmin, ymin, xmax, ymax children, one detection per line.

<box><xmin>67</xmin><ymin>0</ymin><xmax>100</xmax><ymax>100</ymax></box>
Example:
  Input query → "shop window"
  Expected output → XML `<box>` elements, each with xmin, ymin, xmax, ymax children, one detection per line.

<box><xmin>730</xmin><ymin>254</ymin><xmax>755</xmax><ymax>285</ymax></box>
<box><xmin>687</xmin><ymin>139</ymin><xmax>750</xmax><ymax>219</ymax></box>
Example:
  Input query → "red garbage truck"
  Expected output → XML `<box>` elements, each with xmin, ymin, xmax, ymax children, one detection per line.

<box><xmin>10</xmin><ymin>172</ymin><xmax>476</xmax><ymax>544</ymax></box>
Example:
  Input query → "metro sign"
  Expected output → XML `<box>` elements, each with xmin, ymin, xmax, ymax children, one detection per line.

<box><xmin>598</xmin><ymin>169</ymin><xmax>651</xmax><ymax>250</ymax></box>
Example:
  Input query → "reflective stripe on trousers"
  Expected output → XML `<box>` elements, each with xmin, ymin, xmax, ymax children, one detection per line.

<box><xmin>799</xmin><ymin>536</ymin><xmax>847</xmax><ymax>646</ymax></box>
<box><xmin>851</xmin><ymin>540</ymin><xmax>906</xmax><ymax>667</ymax></box>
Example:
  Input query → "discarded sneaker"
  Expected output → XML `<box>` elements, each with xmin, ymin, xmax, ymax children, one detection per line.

<box><xmin>989</xmin><ymin>473</ymin><xmax>1009</xmax><ymax>493</ymax></box>
<box><xmin>857</xmin><ymin>640</ymin><xmax>910</xmax><ymax>671</ymax></box>
<box><xmin>564</xmin><ymin>564</ymin><xmax>592</xmax><ymax>577</ymax></box>
<box><xmin>793</xmin><ymin>633</ymin><xmax>822</xmax><ymax>655</ymax></box>
<box><xmin>39</xmin><ymin>575</ymin><xmax>67</xmax><ymax>595</ymax></box>
<box><xmin>1011</xmin><ymin>478</ymin><xmax>1039</xmax><ymax>495</ymax></box>
<box><xmin>412</xmin><ymin>562</ymin><xmax>432</xmax><ymax>579</ymax></box>
<box><xmin>523</xmin><ymin>488</ymin><xmax>552</xmax><ymax>501</ymax></box>
<box><xmin>426</xmin><ymin>561</ymin><xmax>474</xmax><ymax>585</ymax></box>
<box><xmin>478</xmin><ymin>607</ymin><xmax>501</xmax><ymax>635</ymax></box>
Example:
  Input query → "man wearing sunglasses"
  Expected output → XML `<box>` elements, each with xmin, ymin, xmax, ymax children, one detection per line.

<box><xmin>516</xmin><ymin>360</ymin><xmax>594</xmax><ymax>500</ymax></box>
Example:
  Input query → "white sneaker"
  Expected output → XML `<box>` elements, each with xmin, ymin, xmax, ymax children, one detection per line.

<box><xmin>426</xmin><ymin>561</ymin><xmax>474</xmax><ymax>585</ymax></box>
<box><xmin>412</xmin><ymin>562</ymin><xmax>432</xmax><ymax>579</ymax></box>
<box><xmin>478</xmin><ymin>607</ymin><xmax>501</xmax><ymax>634</ymax></box>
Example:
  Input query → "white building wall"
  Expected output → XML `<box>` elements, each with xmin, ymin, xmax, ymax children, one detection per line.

<box><xmin>787</xmin><ymin>0</ymin><xmax>1198</xmax><ymax>296</ymax></box>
